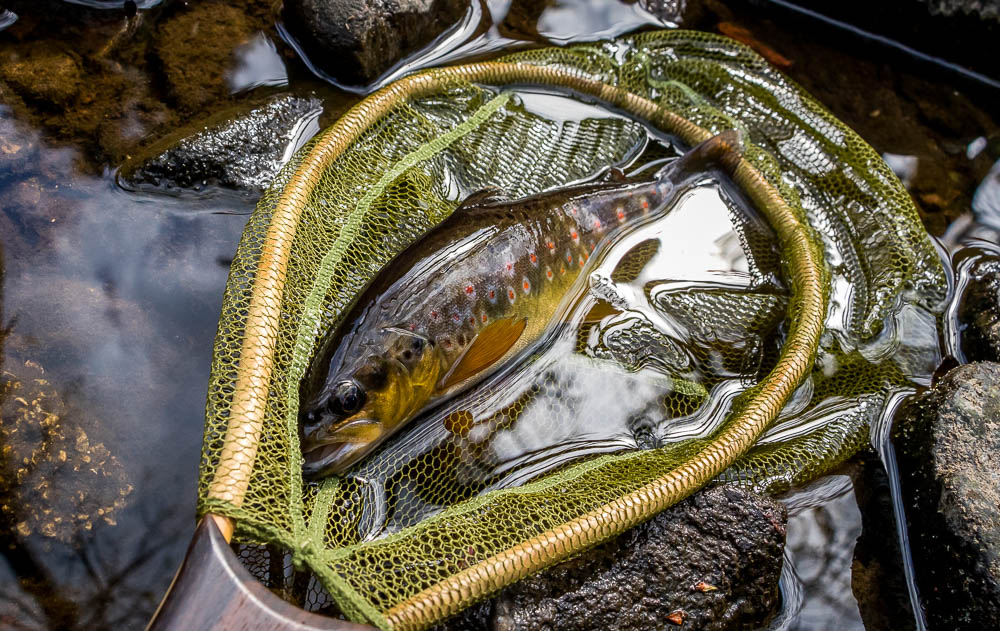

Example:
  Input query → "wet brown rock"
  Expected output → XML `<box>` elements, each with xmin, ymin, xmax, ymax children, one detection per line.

<box><xmin>894</xmin><ymin>362</ymin><xmax>1000</xmax><ymax>628</ymax></box>
<box><xmin>0</xmin><ymin>42</ymin><xmax>83</xmax><ymax>107</ymax></box>
<box><xmin>156</xmin><ymin>3</ymin><xmax>254</xmax><ymax>112</ymax></box>
<box><xmin>438</xmin><ymin>485</ymin><xmax>786</xmax><ymax>631</ymax></box>
<box><xmin>282</xmin><ymin>0</ymin><xmax>468</xmax><ymax>85</ymax></box>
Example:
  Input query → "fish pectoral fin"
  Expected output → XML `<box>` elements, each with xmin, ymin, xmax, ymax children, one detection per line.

<box><xmin>438</xmin><ymin>316</ymin><xmax>527</xmax><ymax>390</ymax></box>
<box><xmin>457</xmin><ymin>187</ymin><xmax>507</xmax><ymax>210</ymax></box>
<box><xmin>582</xmin><ymin>300</ymin><xmax>621</xmax><ymax>324</ymax></box>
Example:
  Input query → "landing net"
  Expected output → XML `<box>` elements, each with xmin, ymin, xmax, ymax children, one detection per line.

<box><xmin>197</xmin><ymin>30</ymin><xmax>946</xmax><ymax>630</ymax></box>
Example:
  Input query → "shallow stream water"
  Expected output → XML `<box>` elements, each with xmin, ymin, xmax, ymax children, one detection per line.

<box><xmin>0</xmin><ymin>1</ymin><xmax>997</xmax><ymax>629</ymax></box>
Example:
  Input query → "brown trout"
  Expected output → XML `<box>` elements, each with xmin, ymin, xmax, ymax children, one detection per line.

<box><xmin>299</xmin><ymin>130</ymin><xmax>743</xmax><ymax>478</ymax></box>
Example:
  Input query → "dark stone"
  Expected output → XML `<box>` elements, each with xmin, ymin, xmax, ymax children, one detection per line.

<box><xmin>118</xmin><ymin>94</ymin><xmax>322</xmax><ymax>195</ymax></box>
<box><xmin>282</xmin><ymin>0</ymin><xmax>468</xmax><ymax>86</ymax></box>
<box><xmin>437</xmin><ymin>485</ymin><xmax>786</xmax><ymax>631</ymax></box>
<box><xmin>848</xmin><ymin>454</ymin><xmax>917</xmax><ymax>631</ymax></box>
<box><xmin>894</xmin><ymin>362</ymin><xmax>1000</xmax><ymax>628</ymax></box>
<box><xmin>959</xmin><ymin>252</ymin><xmax>1000</xmax><ymax>362</ymax></box>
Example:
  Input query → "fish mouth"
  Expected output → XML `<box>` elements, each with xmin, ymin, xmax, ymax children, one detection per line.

<box><xmin>301</xmin><ymin>416</ymin><xmax>383</xmax><ymax>479</ymax></box>
<box><xmin>302</xmin><ymin>440</ymin><xmax>369</xmax><ymax>479</ymax></box>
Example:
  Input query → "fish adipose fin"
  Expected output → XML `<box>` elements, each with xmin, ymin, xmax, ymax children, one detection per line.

<box><xmin>438</xmin><ymin>316</ymin><xmax>527</xmax><ymax>389</ymax></box>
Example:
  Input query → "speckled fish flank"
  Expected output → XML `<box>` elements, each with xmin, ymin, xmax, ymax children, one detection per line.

<box><xmin>299</xmin><ymin>131</ymin><xmax>744</xmax><ymax>478</ymax></box>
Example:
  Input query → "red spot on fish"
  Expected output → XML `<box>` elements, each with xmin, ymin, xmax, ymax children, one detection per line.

<box><xmin>506</xmin><ymin>262</ymin><xmax>513</xmax><ymax>271</ymax></box>
<box><xmin>616</xmin><ymin>207</ymin><xmax>626</xmax><ymax>221</ymax></box>
<box><xmin>453</xmin><ymin>314</ymin><xmax>461</xmax><ymax>322</ymax></box>
<box><xmin>566</xmin><ymin>252</ymin><xmax>573</xmax><ymax>263</ymax></box>
<box><xmin>547</xmin><ymin>241</ymin><xmax>555</xmax><ymax>250</ymax></box>
<box><xmin>482</xmin><ymin>314</ymin><xmax>488</xmax><ymax>323</ymax></box>
<box><xmin>465</xmin><ymin>285</ymin><xmax>474</xmax><ymax>294</ymax></box>
<box><xmin>590</xmin><ymin>242</ymin><xmax>596</xmax><ymax>251</ymax></box>
<box><xmin>560</xmin><ymin>266</ymin><xmax>566</xmax><ymax>274</ymax></box>
<box><xmin>529</xmin><ymin>253</ymin><xmax>537</xmax><ymax>264</ymax></box>
<box><xmin>570</xmin><ymin>230</ymin><xmax>578</xmax><ymax>241</ymax></box>
<box><xmin>507</xmin><ymin>288</ymin><xmax>516</xmax><ymax>302</ymax></box>
<box><xmin>546</xmin><ymin>268</ymin><xmax>553</xmax><ymax>280</ymax></box>
<box><xmin>489</xmin><ymin>289</ymin><xmax>496</xmax><ymax>300</ymax></box>
<box><xmin>593</xmin><ymin>218</ymin><xmax>602</xmax><ymax>230</ymax></box>
<box><xmin>578</xmin><ymin>256</ymin><xmax>585</xmax><ymax>267</ymax></box>
<box><xmin>570</xmin><ymin>207</ymin><xmax>577</xmax><ymax>215</ymax></box>
<box><xmin>522</xmin><ymin>278</ymin><xmax>530</xmax><ymax>292</ymax></box>
<box><xmin>430</xmin><ymin>311</ymin><xmax>438</xmax><ymax>319</ymax></box>
<box><xmin>409</xmin><ymin>323</ymin><xmax>416</xmax><ymax>331</ymax></box>
<box><xmin>469</xmin><ymin>316</ymin><xmax>476</xmax><ymax>325</ymax></box>
<box><xmin>641</xmin><ymin>197</ymin><xmax>650</xmax><ymax>211</ymax></box>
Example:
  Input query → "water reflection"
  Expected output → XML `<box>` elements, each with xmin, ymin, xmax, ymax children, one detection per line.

<box><xmin>228</xmin><ymin>32</ymin><xmax>289</xmax><ymax>93</ymax></box>
<box><xmin>0</xmin><ymin>107</ymin><xmax>249</xmax><ymax>627</ymax></box>
<box><xmin>535</xmin><ymin>0</ymin><xmax>668</xmax><ymax>43</ymax></box>
<box><xmin>781</xmin><ymin>477</ymin><xmax>864</xmax><ymax>631</ymax></box>
<box><xmin>0</xmin><ymin>9</ymin><xmax>16</xmax><ymax>31</ymax></box>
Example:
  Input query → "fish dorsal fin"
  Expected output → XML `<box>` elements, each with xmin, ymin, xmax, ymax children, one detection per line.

<box><xmin>457</xmin><ymin>187</ymin><xmax>507</xmax><ymax>211</ymax></box>
<box><xmin>438</xmin><ymin>316</ymin><xmax>527</xmax><ymax>390</ymax></box>
<box><xmin>611</xmin><ymin>238</ymin><xmax>661</xmax><ymax>283</ymax></box>
<box><xmin>582</xmin><ymin>300</ymin><xmax>621</xmax><ymax>324</ymax></box>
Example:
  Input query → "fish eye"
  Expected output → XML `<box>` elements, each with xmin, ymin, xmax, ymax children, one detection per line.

<box><xmin>330</xmin><ymin>380</ymin><xmax>365</xmax><ymax>416</ymax></box>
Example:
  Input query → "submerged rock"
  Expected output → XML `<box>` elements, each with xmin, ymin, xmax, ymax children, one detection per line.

<box><xmin>894</xmin><ymin>362</ymin><xmax>1000</xmax><ymax>628</ymax></box>
<box><xmin>119</xmin><ymin>94</ymin><xmax>322</xmax><ymax>195</ymax></box>
<box><xmin>155</xmin><ymin>3</ymin><xmax>255</xmax><ymax>112</ymax></box>
<box><xmin>438</xmin><ymin>485</ymin><xmax>786</xmax><ymax>631</ymax></box>
<box><xmin>0</xmin><ymin>41</ymin><xmax>82</xmax><ymax>107</ymax></box>
<box><xmin>282</xmin><ymin>0</ymin><xmax>467</xmax><ymax>86</ymax></box>
<box><xmin>959</xmin><ymin>252</ymin><xmax>1000</xmax><ymax>362</ymax></box>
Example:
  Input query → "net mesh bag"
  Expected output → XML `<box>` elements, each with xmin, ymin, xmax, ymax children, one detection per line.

<box><xmin>197</xmin><ymin>30</ymin><xmax>947</xmax><ymax>630</ymax></box>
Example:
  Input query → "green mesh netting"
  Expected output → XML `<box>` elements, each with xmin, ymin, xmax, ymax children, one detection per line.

<box><xmin>197</xmin><ymin>30</ymin><xmax>947</xmax><ymax>630</ymax></box>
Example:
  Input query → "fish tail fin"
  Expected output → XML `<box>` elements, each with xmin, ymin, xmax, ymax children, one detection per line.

<box><xmin>656</xmin><ymin>129</ymin><xmax>745</xmax><ymax>185</ymax></box>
